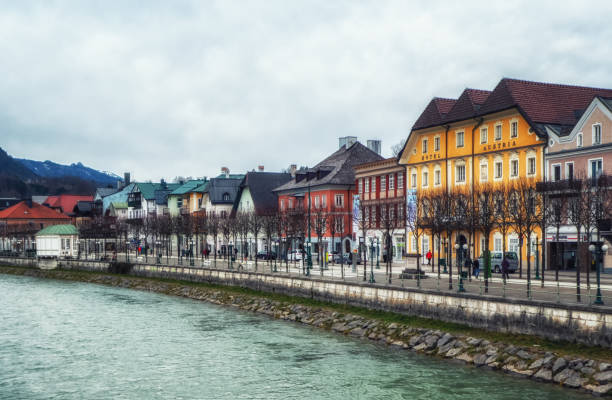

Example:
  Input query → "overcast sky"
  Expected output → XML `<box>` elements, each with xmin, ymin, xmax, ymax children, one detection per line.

<box><xmin>2</xmin><ymin>1</ymin><xmax>612</xmax><ymax>182</ymax></box>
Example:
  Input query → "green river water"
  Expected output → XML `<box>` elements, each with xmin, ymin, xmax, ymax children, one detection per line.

<box><xmin>0</xmin><ymin>274</ymin><xmax>590</xmax><ymax>399</ymax></box>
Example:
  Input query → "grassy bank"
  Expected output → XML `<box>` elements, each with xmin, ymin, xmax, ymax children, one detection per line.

<box><xmin>2</xmin><ymin>264</ymin><xmax>611</xmax><ymax>362</ymax></box>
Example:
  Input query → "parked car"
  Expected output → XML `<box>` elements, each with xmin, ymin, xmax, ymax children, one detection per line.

<box><xmin>332</xmin><ymin>252</ymin><xmax>351</xmax><ymax>264</ymax></box>
<box><xmin>256</xmin><ymin>251</ymin><xmax>277</xmax><ymax>260</ymax></box>
<box><xmin>478</xmin><ymin>251</ymin><xmax>518</xmax><ymax>273</ymax></box>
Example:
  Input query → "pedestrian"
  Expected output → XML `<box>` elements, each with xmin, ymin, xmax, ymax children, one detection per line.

<box><xmin>472</xmin><ymin>258</ymin><xmax>480</xmax><ymax>279</ymax></box>
<box><xmin>501</xmin><ymin>254</ymin><xmax>510</xmax><ymax>284</ymax></box>
<box><xmin>426</xmin><ymin>250</ymin><xmax>432</xmax><ymax>265</ymax></box>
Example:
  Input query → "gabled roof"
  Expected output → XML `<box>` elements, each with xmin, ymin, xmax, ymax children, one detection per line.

<box><xmin>110</xmin><ymin>202</ymin><xmax>128</xmax><ymax>209</ymax></box>
<box><xmin>0</xmin><ymin>201</ymin><xmax>71</xmax><ymax>220</ymax></box>
<box><xmin>274</xmin><ymin>141</ymin><xmax>384</xmax><ymax>192</ymax></box>
<box><xmin>478</xmin><ymin>78</ymin><xmax>612</xmax><ymax>135</ymax></box>
<box><xmin>411</xmin><ymin>97</ymin><xmax>457</xmax><ymax>131</ymax></box>
<box><xmin>193</xmin><ymin>181</ymin><xmax>210</xmax><ymax>193</ymax></box>
<box><xmin>205</xmin><ymin>177</ymin><xmax>243</xmax><ymax>204</ymax></box>
<box><xmin>443</xmin><ymin>89</ymin><xmax>491</xmax><ymax>123</ymax></box>
<box><xmin>43</xmin><ymin>195</ymin><xmax>94</xmax><ymax>215</ymax></box>
<box><xmin>170</xmin><ymin>180</ymin><xmax>206</xmax><ymax>195</ymax></box>
<box><xmin>95</xmin><ymin>187</ymin><xmax>118</xmax><ymax>198</ymax></box>
<box><xmin>133</xmin><ymin>182</ymin><xmax>181</xmax><ymax>200</ymax></box>
<box><xmin>36</xmin><ymin>224</ymin><xmax>78</xmax><ymax>236</ymax></box>
<box><xmin>234</xmin><ymin>172</ymin><xmax>292</xmax><ymax>215</ymax></box>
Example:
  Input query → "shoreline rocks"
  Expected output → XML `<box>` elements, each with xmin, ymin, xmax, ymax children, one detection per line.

<box><xmin>1</xmin><ymin>266</ymin><xmax>611</xmax><ymax>398</ymax></box>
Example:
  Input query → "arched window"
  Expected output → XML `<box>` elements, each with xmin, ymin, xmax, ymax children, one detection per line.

<box><xmin>222</xmin><ymin>193</ymin><xmax>230</xmax><ymax>201</ymax></box>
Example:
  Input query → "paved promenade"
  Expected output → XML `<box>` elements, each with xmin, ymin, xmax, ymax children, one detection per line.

<box><xmin>103</xmin><ymin>252</ymin><xmax>612</xmax><ymax>309</ymax></box>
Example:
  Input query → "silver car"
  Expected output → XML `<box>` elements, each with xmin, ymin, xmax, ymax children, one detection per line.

<box><xmin>478</xmin><ymin>251</ymin><xmax>518</xmax><ymax>273</ymax></box>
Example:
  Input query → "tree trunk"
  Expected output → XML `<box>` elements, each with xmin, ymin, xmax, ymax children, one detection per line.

<box><xmin>526</xmin><ymin>235</ymin><xmax>531</xmax><ymax>298</ymax></box>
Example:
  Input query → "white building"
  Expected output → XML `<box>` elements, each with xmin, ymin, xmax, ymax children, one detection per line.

<box><xmin>35</xmin><ymin>224</ymin><xmax>79</xmax><ymax>258</ymax></box>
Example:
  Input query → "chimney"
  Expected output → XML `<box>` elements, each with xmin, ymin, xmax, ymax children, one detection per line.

<box><xmin>124</xmin><ymin>172</ymin><xmax>131</xmax><ymax>186</ymax></box>
<box><xmin>258</xmin><ymin>165</ymin><xmax>264</xmax><ymax>172</ymax></box>
<box><xmin>25</xmin><ymin>198</ymin><xmax>33</xmax><ymax>208</ymax></box>
<box><xmin>221</xmin><ymin>167</ymin><xmax>230</xmax><ymax>178</ymax></box>
<box><xmin>161</xmin><ymin>179</ymin><xmax>167</xmax><ymax>189</ymax></box>
<box><xmin>290</xmin><ymin>164</ymin><xmax>297</xmax><ymax>178</ymax></box>
<box><xmin>339</xmin><ymin>136</ymin><xmax>358</xmax><ymax>149</ymax></box>
<box><xmin>367</xmin><ymin>139</ymin><xmax>382</xmax><ymax>155</ymax></box>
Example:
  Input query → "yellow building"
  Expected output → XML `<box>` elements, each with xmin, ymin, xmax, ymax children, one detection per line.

<box><xmin>398</xmin><ymin>78</ymin><xmax>610</xmax><ymax>269</ymax></box>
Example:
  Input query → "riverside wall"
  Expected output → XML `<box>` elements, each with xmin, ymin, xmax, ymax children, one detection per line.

<box><xmin>3</xmin><ymin>256</ymin><xmax>612</xmax><ymax>348</ymax></box>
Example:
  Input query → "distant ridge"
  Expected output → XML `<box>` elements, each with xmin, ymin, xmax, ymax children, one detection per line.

<box><xmin>16</xmin><ymin>158</ymin><xmax>122</xmax><ymax>185</ymax></box>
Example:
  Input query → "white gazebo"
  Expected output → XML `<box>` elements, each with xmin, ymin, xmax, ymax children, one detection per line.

<box><xmin>36</xmin><ymin>224</ymin><xmax>79</xmax><ymax>258</ymax></box>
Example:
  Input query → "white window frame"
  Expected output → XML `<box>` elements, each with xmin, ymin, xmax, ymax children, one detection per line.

<box><xmin>422</xmin><ymin>138</ymin><xmax>428</xmax><ymax>153</ymax></box>
<box><xmin>434</xmin><ymin>167</ymin><xmax>441</xmax><ymax>187</ymax></box>
<box><xmin>322</xmin><ymin>195</ymin><xmax>327</xmax><ymax>207</ymax></box>
<box><xmin>397</xmin><ymin>173</ymin><xmax>404</xmax><ymax>189</ymax></box>
<box><xmin>480</xmin><ymin>127</ymin><xmax>488</xmax><ymax>144</ymax></box>
<box><xmin>314</xmin><ymin>195</ymin><xmax>320</xmax><ymax>208</ymax></box>
<box><xmin>510</xmin><ymin>119</ymin><xmax>519</xmax><ymax>138</ymax></box>
<box><xmin>389</xmin><ymin>174</ymin><xmax>395</xmax><ymax>190</ymax></box>
<box><xmin>510</xmin><ymin>157</ymin><xmax>519</xmax><ymax>179</ymax></box>
<box><xmin>364</xmin><ymin>178</ymin><xmax>369</xmax><ymax>193</ymax></box>
<box><xmin>456</xmin><ymin>131</ymin><xmax>465</xmax><ymax>148</ymax></box>
<box><xmin>508</xmin><ymin>235</ymin><xmax>519</xmax><ymax>253</ymax></box>
<box><xmin>551</xmin><ymin>163</ymin><xmax>562</xmax><ymax>182</ymax></box>
<box><xmin>494</xmin><ymin>160</ymin><xmax>503</xmax><ymax>181</ymax></box>
<box><xmin>335</xmin><ymin>194</ymin><xmax>344</xmax><ymax>207</ymax></box>
<box><xmin>358</xmin><ymin>178</ymin><xmax>363</xmax><ymax>193</ymax></box>
<box><xmin>588</xmin><ymin>158</ymin><xmax>604</xmax><ymax>179</ymax></box>
<box><xmin>480</xmin><ymin>160</ymin><xmax>488</xmax><ymax>182</ymax></box>
<box><xmin>565</xmin><ymin>162</ymin><xmax>574</xmax><ymax>181</ymax></box>
<box><xmin>577</xmin><ymin>132</ymin><xmax>583</xmax><ymax>148</ymax></box>
<box><xmin>527</xmin><ymin>156</ymin><xmax>536</xmax><ymax>176</ymax></box>
<box><xmin>494</xmin><ymin>234</ymin><xmax>502</xmax><ymax>252</ymax></box>
<box><xmin>422</xmin><ymin>169</ymin><xmax>429</xmax><ymax>188</ymax></box>
<box><xmin>494</xmin><ymin>123</ymin><xmax>503</xmax><ymax>141</ymax></box>
<box><xmin>381</xmin><ymin>175</ymin><xmax>386</xmax><ymax>191</ymax></box>
<box><xmin>434</xmin><ymin>135</ymin><xmax>440</xmax><ymax>152</ymax></box>
<box><xmin>593</xmin><ymin>123</ymin><xmax>602</xmax><ymax>145</ymax></box>
<box><xmin>455</xmin><ymin>162</ymin><xmax>466</xmax><ymax>184</ymax></box>
<box><xmin>371</xmin><ymin>176</ymin><xmax>376</xmax><ymax>193</ymax></box>
<box><xmin>411</xmin><ymin>171</ymin><xmax>417</xmax><ymax>188</ymax></box>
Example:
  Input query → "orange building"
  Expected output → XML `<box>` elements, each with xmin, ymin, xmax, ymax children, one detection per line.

<box><xmin>399</xmin><ymin>78</ymin><xmax>612</xmax><ymax>268</ymax></box>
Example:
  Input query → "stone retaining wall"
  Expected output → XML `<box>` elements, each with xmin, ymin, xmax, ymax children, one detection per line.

<box><xmin>2</xmin><ymin>256</ymin><xmax>612</xmax><ymax>348</ymax></box>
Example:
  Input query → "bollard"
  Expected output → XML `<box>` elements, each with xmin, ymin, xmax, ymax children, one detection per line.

<box><xmin>503</xmin><ymin>280</ymin><xmax>506</xmax><ymax>298</ymax></box>
<box><xmin>556</xmin><ymin>280</ymin><xmax>561</xmax><ymax>304</ymax></box>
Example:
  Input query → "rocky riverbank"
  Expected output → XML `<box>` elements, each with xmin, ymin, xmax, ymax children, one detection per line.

<box><xmin>2</xmin><ymin>265</ymin><xmax>612</xmax><ymax>397</ymax></box>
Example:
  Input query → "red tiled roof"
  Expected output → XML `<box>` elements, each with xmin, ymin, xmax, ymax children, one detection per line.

<box><xmin>0</xmin><ymin>201</ymin><xmax>71</xmax><ymax>220</ymax></box>
<box><xmin>412</xmin><ymin>97</ymin><xmax>457</xmax><ymax>131</ymax></box>
<box><xmin>479</xmin><ymin>78</ymin><xmax>612</xmax><ymax>127</ymax></box>
<box><xmin>44</xmin><ymin>195</ymin><xmax>93</xmax><ymax>215</ymax></box>
<box><xmin>411</xmin><ymin>78</ymin><xmax>612</xmax><ymax>135</ymax></box>
<box><xmin>443</xmin><ymin>88</ymin><xmax>492</xmax><ymax>123</ymax></box>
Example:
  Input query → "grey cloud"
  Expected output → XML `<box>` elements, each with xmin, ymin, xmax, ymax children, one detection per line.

<box><xmin>2</xmin><ymin>0</ymin><xmax>612</xmax><ymax>181</ymax></box>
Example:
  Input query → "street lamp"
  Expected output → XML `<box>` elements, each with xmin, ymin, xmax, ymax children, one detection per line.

<box><xmin>376</xmin><ymin>237</ymin><xmax>380</xmax><ymax>269</ymax></box>
<box><xmin>369</xmin><ymin>237</ymin><xmax>376</xmax><ymax>283</ymax></box>
<box><xmin>456</xmin><ymin>243</ymin><xmax>467</xmax><ymax>292</ymax></box>
<box><xmin>589</xmin><ymin>243</ymin><xmax>608</xmax><ymax>305</ymax></box>
<box><xmin>126</xmin><ymin>240</ymin><xmax>130</xmax><ymax>263</ymax></box>
<box><xmin>442</xmin><ymin>238</ymin><xmax>448</xmax><ymax>274</ymax></box>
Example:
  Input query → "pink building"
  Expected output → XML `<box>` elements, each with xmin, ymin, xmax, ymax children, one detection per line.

<box><xmin>545</xmin><ymin>96</ymin><xmax>612</xmax><ymax>271</ymax></box>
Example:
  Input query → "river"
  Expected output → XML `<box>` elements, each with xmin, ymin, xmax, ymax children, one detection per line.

<box><xmin>0</xmin><ymin>274</ymin><xmax>590</xmax><ymax>399</ymax></box>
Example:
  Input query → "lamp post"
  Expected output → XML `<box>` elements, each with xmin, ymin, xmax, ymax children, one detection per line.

<box><xmin>273</xmin><ymin>240</ymin><xmax>278</xmax><ymax>272</ymax></box>
<box><xmin>442</xmin><ymin>238</ymin><xmax>448</xmax><ymax>274</ymax></box>
<box><xmin>369</xmin><ymin>237</ymin><xmax>376</xmax><ymax>283</ymax></box>
<box><xmin>456</xmin><ymin>243</ymin><xmax>466</xmax><ymax>292</ymax></box>
<box><xmin>126</xmin><ymin>241</ymin><xmax>130</xmax><ymax>263</ymax></box>
<box><xmin>589</xmin><ymin>243</ymin><xmax>608</xmax><ymax>305</ymax></box>
<box><xmin>156</xmin><ymin>240</ymin><xmax>161</xmax><ymax>264</ymax></box>
<box><xmin>376</xmin><ymin>237</ymin><xmax>380</xmax><ymax>269</ymax></box>
<box><xmin>306</xmin><ymin>185</ymin><xmax>313</xmax><ymax>271</ymax></box>
<box><xmin>535</xmin><ymin>236</ymin><xmax>540</xmax><ymax>280</ymax></box>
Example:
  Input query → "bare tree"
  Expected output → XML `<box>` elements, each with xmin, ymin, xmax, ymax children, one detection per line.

<box><xmin>546</xmin><ymin>196</ymin><xmax>566</xmax><ymax>282</ymax></box>
<box><xmin>406</xmin><ymin>189</ymin><xmax>425</xmax><ymax>287</ymax></box>
<box><xmin>474</xmin><ymin>183</ymin><xmax>497</xmax><ymax>293</ymax></box>
<box><xmin>207</xmin><ymin>212</ymin><xmax>220</xmax><ymax>268</ymax></box>
<box><xmin>567</xmin><ymin>176</ymin><xmax>589</xmax><ymax>302</ymax></box>
<box><xmin>312</xmin><ymin>204</ymin><xmax>327</xmax><ymax>275</ymax></box>
<box><xmin>354</xmin><ymin>196</ymin><xmax>369</xmax><ymax>281</ymax></box>
<box><xmin>250</xmin><ymin>211</ymin><xmax>263</xmax><ymax>271</ymax></box>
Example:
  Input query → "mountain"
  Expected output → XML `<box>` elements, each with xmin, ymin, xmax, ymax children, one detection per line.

<box><xmin>16</xmin><ymin>159</ymin><xmax>122</xmax><ymax>185</ymax></box>
<box><xmin>0</xmin><ymin>147</ymin><xmax>38</xmax><ymax>180</ymax></box>
<box><xmin>0</xmin><ymin>147</ymin><xmax>119</xmax><ymax>198</ymax></box>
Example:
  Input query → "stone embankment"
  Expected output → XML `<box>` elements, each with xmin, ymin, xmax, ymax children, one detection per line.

<box><xmin>2</xmin><ymin>265</ymin><xmax>612</xmax><ymax>397</ymax></box>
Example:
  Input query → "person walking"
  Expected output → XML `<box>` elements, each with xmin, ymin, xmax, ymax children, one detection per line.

<box><xmin>501</xmin><ymin>254</ymin><xmax>510</xmax><ymax>284</ymax></box>
<box><xmin>472</xmin><ymin>258</ymin><xmax>480</xmax><ymax>279</ymax></box>
<box><xmin>426</xmin><ymin>250</ymin><xmax>432</xmax><ymax>265</ymax></box>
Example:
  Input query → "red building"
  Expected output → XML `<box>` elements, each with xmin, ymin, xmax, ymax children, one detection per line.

<box><xmin>0</xmin><ymin>200</ymin><xmax>71</xmax><ymax>253</ymax></box>
<box><xmin>273</xmin><ymin>138</ymin><xmax>384</xmax><ymax>257</ymax></box>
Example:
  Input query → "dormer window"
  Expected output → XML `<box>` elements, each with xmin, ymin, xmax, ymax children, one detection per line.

<box><xmin>422</xmin><ymin>138</ymin><xmax>428</xmax><ymax>153</ymax></box>
<box><xmin>434</xmin><ymin>136</ymin><xmax>440</xmax><ymax>151</ymax></box>
<box><xmin>456</xmin><ymin>131</ymin><xmax>465</xmax><ymax>148</ymax></box>
<box><xmin>222</xmin><ymin>193</ymin><xmax>230</xmax><ymax>201</ymax></box>
<box><xmin>510</xmin><ymin>121</ymin><xmax>518</xmax><ymax>138</ymax></box>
